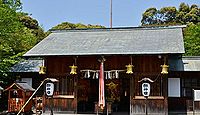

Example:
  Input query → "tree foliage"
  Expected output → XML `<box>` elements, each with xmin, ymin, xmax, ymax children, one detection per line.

<box><xmin>50</xmin><ymin>22</ymin><xmax>105</xmax><ymax>30</ymax></box>
<box><xmin>184</xmin><ymin>23</ymin><xmax>200</xmax><ymax>56</ymax></box>
<box><xmin>2</xmin><ymin>0</ymin><xmax>22</xmax><ymax>11</ymax></box>
<box><xmin>141</xmin><ymin>3</ymin><xmax>200</xmax><ymax>26</ymax></box>
<box><xmin>18</xmin><ymin>13</ymin><xmax>47</xmax><ymax>43</ymax></box>
<box><xmin>0</xmin><ymin>0</ymin><xmax>46</xmax><ymax>85</ymax></box>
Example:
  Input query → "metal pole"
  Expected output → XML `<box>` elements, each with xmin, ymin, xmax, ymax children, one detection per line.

<box><xmin>160</xmin><ymin>76</ymin><xmax>163</xmax><ymax>96</ymax></box>
<box><xmin>107</xmin><ymin>103</ymin><xmax>108</xmax><ymax>115</ymax></box>
<box><xmin>17</xmin><ymin>78</ymin><xmax>48</xmax><ymax>115</ymax></box>
<box><xmin>193</xmin><ymin>99</ymin><xmax>195</xmax><ymax>115</ymax></box>
<box><xmin>50</xmin><ymin>96</ymin><xmax>53</xmax><ymax>115</ymax></box>
<box><xmin>193</xmin><ymin>89</ymin><xmax>195</xmax><ymax>115</ymax></box>
<box><xmin>97</xmin><ymin>105</ymin><xmax>99</xmax><ymax>115</ymax></box>
<box><xmin>110</xmin><ymin>0</ymin><xmax>112</xmax><ymax>28</ymax></box>
<box><xmin>145</xmin><ymin>97</ymin><xmax>148</xmax><ymax>115</ymax></box>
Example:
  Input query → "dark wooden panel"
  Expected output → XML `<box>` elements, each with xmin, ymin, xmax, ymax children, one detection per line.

<box><xmin>131</xmin><ymin>98</ymin><xmax>167</xmax><ymax>114</ymax></box>
<box><xmin>45</xmin><ymin>55</ymin><xmax>164</xmax><ymax>75</ymax></box>
<box><xmin>44</xmin><ymin>97</ymin><xmax>76</xmax><ymax>112</ymax></box>
<box><xmin>46</xmin><ymin>57</ymin><xmax>73</xmax><ymax>74</ymax></box>
<box><xmin>168</xmin><ymin>97</ymin><xmax>200</xmax><ymax>114</ymax></box>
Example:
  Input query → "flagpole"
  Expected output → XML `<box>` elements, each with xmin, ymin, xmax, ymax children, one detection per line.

<box><xmin>110</xmin><ymin>0</ymin><xmax>112</xmax><ymax>28</ymax></box>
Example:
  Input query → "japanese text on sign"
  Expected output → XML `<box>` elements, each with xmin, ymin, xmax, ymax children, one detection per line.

<box><xmin>142</xmin><ymin>83</ymin><xmax>150</xmax><ymax>97</ymax></box>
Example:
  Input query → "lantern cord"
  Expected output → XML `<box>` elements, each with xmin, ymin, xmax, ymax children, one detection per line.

<box><xmin>153</xmin><ymin>74</ymin><xmax>160</xmax><ymax>82</ymax></box>
<box><xmin>74</xmin><ymin>57</ymin><xmax>77</xmax><ymax>65</ymax></box>
<box><xmin>130</xmin><ymin>56</ymin><xmax>132</xmax><ymax>65</ymax></box>
<box><xmin>164</xmin><ymin>56</ymin><xmax>167</xmax><ymax>65</ymax></box>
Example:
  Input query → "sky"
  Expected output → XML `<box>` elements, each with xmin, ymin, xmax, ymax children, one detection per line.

<box><xmin>21</xmin><ymin>0</ymin><xmax>199</xmax><ymax>31</ymax></box>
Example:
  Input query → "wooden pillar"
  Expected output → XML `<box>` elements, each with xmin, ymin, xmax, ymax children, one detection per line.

<box><xmin>74</xmin><ymin>74</ymin><xmax>78</xmax><ymax>113</ymax></box>
<box><xmin>130</xmin><ymin>74</ymin><xmax>135</xmax><ymax>115</ymax></box>
<box><xmin>163</xmin><ymin>75</ymin><xmax>168</xmax><ymax>115</ymax></box>
<box><xmin>8</xmin><ymin>90</ymin><xmax>10</xmax><ymax>112</ymax></box>
<box><xmin>23</xmin><ymin>91</ymin><xmax>25</xmax><ymax>112</ymax></box>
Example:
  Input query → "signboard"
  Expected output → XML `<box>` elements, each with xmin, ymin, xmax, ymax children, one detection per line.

<box><xmin>46</xmin><ymin>82</ymin><xmax>54</xmax><ymax>96</ymax></box>
<box><xmin>194</xmin><ymin>90</ymin><xmax>200</xmax><ymax>101</ymax></box>
<box><xmin>142</xmin><ymin>83</ymin><xmax>150</xmax><ymax>97</ymax></box>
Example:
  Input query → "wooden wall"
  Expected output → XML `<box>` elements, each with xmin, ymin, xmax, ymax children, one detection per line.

<box><xmin>168</xmin><ymin>72</ymin><xmax>200</xmax><ymax>114</ymax></box>
<box><xmin>44</xmin><ymin>55</ymin><xmax>168</xmax><ymax>114</ymax></box>
<box><xmin>45</xmin><ymin>55</ymin><xmax>164</xmax><ymax>75</ymax></box>
<box><xmin>130</xmin><ymin>56</ymin><xmax>168</xmax><ymax>115</ymax></box>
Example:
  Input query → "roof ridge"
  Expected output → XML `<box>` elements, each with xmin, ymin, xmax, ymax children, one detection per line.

<box><xmin>49</xmin><ymin>25</ymin><xmax>186</xmax><ymax>33</ymax></box>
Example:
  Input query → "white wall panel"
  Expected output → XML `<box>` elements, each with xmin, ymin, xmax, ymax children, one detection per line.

<box><xmin>168</xmin><ymin>78</ymin><xmax>180</xmax><ymax>97</ymax></box>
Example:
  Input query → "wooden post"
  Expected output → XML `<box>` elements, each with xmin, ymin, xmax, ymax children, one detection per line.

<box><xmin>163</xmin><ymin>76</ymin><xmax>168</xmax><ymax>115</ymax></box>
<box><xmin>193</xmin><ymin>89</ymin><xmax>195</xmax><ymax>115</ymax></box>
<box><xmin>74</xmin><ymin>74</ymin><xmax>78</xmax><ymax>114</ymax></box>
<box><xmin>145</xmin><ymin>97</ymin><xmax>148</xmax><ymax>115</ymax></box>
<box><xmin>8</xmin><ymin>90</ymin><xmax>10</xmax><ymax>112</ymax></box>
<box><xmin>50</xmin><ymin>97</ymin><xmax>53</xmax><ymax>115</ymax></box>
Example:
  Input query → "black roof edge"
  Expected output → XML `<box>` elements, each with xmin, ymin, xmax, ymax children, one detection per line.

<box><xmin>23</xmin><ymin>53</ymin><xmax>183</xmax><ymax>58</ymax></box>
<box><xmin>182</xmin><ymin>56</ymin><xmax>200</xmax><ymax>60</ymax></box>
<box><xmin>23</xmin><ymin>56</ymin><xmax>44</xmax><ymax>60</ymax></box>
<box><xmin>49</xmin><ymin>25</ymin><xmax>187</xmax><ymax>33</ymax></box>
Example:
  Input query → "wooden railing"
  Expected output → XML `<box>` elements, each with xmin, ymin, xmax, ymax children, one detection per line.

<box><xmin>43</xmin><ymin>95</ymin><xmax>76</xmax><ymax>112</ymax></box>
<box><xmin>131</xmin><ymin>96</ymin><xmax>167</xmax><ymax>114</ymax></box>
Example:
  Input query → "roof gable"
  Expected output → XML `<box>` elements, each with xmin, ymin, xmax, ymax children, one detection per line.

<box><xmin>24</xmin><ymin>27</ymin><xmax>185</xmax><ymax>56</ymax></box>
<box><xmin>5</xmin><ymin>82</ymin><xmax>35</xmax><ymax>91</ymax></box>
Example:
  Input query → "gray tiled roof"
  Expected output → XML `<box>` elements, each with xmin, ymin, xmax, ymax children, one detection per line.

<box><xmin>24</xmin><ymin>27</ymin><xmax>185</xmax><ymax>56</ymax></box>
<box><xmin>169</xmin><ymin>56</ymin><xmax>200</xmax><ymax>71</ymax></box>
<box><xmin>10</xmin><ymin>59</ymin><xmax>42</xmax><ymax>72</ymax></box>
<box><xmin>5</xmin><ymin>82</ymin><xmax>35</xmax><ymax>91</ymax></box>
<box><xmin>183</xmin><ymin>59</ymin><xmax>200</xmax><ymax>71</ymax></box>
<box><xmin>16</xmin><ymin>82</ymin><xmax>35</xmax><ymax>91</ymax></box>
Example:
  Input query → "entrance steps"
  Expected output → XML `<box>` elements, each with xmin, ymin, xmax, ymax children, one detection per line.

<box><xmin>42</xmin><ymin>112</ymin><xmax>96</xmax><ymax>115</ymax></box>
<box><xmin>42</xmin><ymin>112</ymin><xmax>128</xmax><ymax>115</ymax></box>
<box><xmin>42</xmin><ymin>113</ymin><xmax>97</xmax><ymax>115</ymax></box>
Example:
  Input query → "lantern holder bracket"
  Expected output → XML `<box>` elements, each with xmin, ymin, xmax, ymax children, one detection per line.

<box><xmin>138</xmin><ymin>77</ymin><xmax>155</xmax><ymax>83</ymax></box>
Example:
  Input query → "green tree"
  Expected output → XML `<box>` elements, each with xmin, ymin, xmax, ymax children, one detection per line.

<box><xmin>2</xmin><ymin>0</ymin><xmax>22</xmax><ymax>11</ymax></box>
<box><xmin>141</xmin><ymin>3</ymin><xmax>199</xmax><ymax>26</ymax></box>
<box><xmin>0</xmin><ymin>0</ymin><xmax>40</xmax><ymax>84</ymax></box>
<box><xmin>18</xmin><ymin>13</ymin><xmax>47</xmax><ymax>43</ymax></box>
<box><xmin>19</xmin><ymin>14</ymin><xmax>39</xmax><ymax>29</ymax></box>
<box><xmin>50</xmin><ymin>22</ymin><xmax>105</xmax><ymax>30</ymax></box>
<box><xmin>184</xmin><ymin>23</ymin><xmax>200</xmax><ymax>56</ymax></box>
<box><xmin>47</xmin><ymin>22</ymin><xmax>105</xmax><ymax>37</ymax></box>
<box><xmin>177</xmin><ymin>3</ymin><xmax>200</xmax><ymax>24</ymax></box>
<box><xmin>160</xmin><ymin>7</ymin><xmax>177</xmax><ymax>24</ymax></box>
<box><xmin>141</xmin><ymin>8</ymin><xmax>159</xmax><ymax>25</ymax></box>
